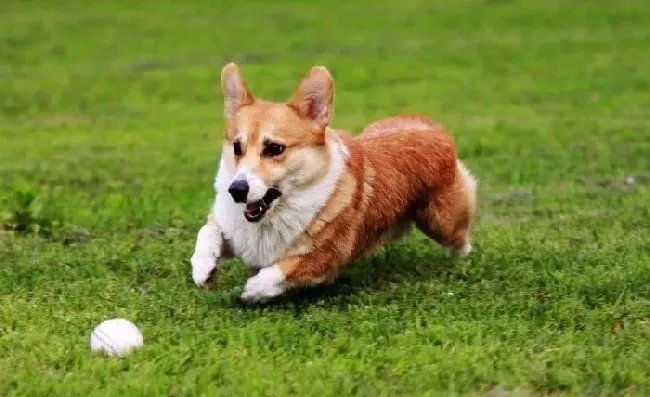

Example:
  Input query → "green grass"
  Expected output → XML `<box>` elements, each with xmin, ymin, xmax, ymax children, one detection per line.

<box><xmin>2</xmin><ymin>0</ymin><xmax>650</xmax><ymax>395</ymax></box>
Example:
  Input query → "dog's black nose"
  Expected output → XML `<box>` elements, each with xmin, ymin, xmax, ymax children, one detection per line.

<box><xmin>228</xmin><ymin>180</ymin><xmax>249</xmax><ymax>203</ymax></box>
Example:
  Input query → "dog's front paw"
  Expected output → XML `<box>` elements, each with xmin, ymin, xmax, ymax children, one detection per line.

<box><xmin>240</xmin><ymin>265</ymin><xmax>286</xmax><ymax>303</ymax></box>
<box><xmin>191</xmin><ymin>253</ymin><xmax>218</xmax><ymax>288</ymax></box>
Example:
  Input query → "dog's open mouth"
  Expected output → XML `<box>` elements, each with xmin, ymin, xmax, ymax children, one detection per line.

<box><xmin>244</xmin><ymin>188</ymin><xmax>282</xmax><ymax>222</ymax></box>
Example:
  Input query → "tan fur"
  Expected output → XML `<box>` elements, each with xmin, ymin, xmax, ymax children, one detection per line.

<box><xmin>217</xmin><ymin>63</ymin><xmax>477</xmax><ymax>290</ymax></box>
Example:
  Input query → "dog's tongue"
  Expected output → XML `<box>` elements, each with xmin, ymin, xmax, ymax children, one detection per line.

<box><xmin>246</xmin><ymin>201</ymin><xmax>265</xmax><ymax>216</ymax></box>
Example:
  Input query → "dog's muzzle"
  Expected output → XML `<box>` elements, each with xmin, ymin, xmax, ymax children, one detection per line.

<box><xmin>244</xmin><ymin>187</ymin><xmax>282</xmax><ymax>222</ymax></box>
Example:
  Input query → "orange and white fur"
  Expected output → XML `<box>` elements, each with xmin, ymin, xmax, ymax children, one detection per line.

<box><xmin>191</xmin><ymin>63</ymin><xmax>477</xmax><ymax>303</ymax></box>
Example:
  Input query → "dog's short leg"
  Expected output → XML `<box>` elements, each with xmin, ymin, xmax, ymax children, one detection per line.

<box><xmin>415</xmin><ymin>161</ymin><xmax>477</xmax><ymax>258</ymax></box>
<box><xmin>191</xmin><ymin>214</ymin><xmax>224</xmax><ymax>288</ymax></box>
<box><xmin>239</xmin><ymin>265</ymin><xmax>287</xmax><ymax>303</ymax></box>
<box><xmin>239</xmin><ymin>254</ymin><xmax>340</xmax><ymax>303</ymax></box>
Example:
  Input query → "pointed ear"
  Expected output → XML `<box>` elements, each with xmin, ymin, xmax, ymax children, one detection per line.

<box><xmin>287</xmin><ymin>66</ymin><xmax>334</xmax><ymax>126</ymax></box>
<box><xmin>221</xmin><ymin>63</ymin><xmax>255</xmax><ymax>120</ymax></box>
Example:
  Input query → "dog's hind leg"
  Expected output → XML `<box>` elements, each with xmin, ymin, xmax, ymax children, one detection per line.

<box><xmin>414</xmin><ymin>160</ymin><xmax>477</xmax><ymax>257</ymax></box>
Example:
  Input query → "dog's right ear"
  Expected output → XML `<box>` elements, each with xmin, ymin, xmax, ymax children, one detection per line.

<box><xmin>221</xmin><ymin>63</ymin><xmax>255</xmax><ymax>120</ymax></box>
<box><xmin>287</xmin><ymin>66</ymin><xmax>334</xmax><ymax>128</ymax></box>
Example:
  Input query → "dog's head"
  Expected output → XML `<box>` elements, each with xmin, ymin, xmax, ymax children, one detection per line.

<box><xmin>219</xmin><ymin>63</ymin><xmax>335</xmax><ymax>222</ymax></box>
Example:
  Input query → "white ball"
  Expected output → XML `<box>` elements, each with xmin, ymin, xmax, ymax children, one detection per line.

<box><xmin>90</xmin><ymin>318</ymin><xmax>143</xmax><ymax>358</ymax></box>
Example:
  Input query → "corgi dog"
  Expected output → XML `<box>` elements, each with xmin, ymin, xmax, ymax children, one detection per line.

<box><xmin>191</xmin><ymin>63</ymin><xmax>477</xmax><ymax>303</ymax></box>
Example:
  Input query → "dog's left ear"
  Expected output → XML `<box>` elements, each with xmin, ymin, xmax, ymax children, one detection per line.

<box><xmin>221</xmin><ymin>63</ymin><xmax>255</xmax><ymax>120</ymax></box>
<box><xmin>288</xmin><ymin>66</ymin><xmax>334</xmax><ymax>127</ymax></box>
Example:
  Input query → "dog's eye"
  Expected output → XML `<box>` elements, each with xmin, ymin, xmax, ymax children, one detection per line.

<box><xmin>233</xmin><ymin>141</ymin><xmax>243</xmax><ymax>156</ymax></box>
<box><xmin>263</xmin><ymin>143</ymin><xmax>286</xmax><ymax>157</ymax></box>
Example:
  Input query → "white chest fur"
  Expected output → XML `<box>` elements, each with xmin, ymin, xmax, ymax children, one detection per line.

<box><xmin>212</xmin><ymin>133</ymin><xmax>348</xmax><ymax>269</ymax></box>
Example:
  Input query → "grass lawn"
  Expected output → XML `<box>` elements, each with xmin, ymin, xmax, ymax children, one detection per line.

<box><xmin>2</xmin><ymin>0</ymin><xmax>650</xmax><ymax>395</ymax></box>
